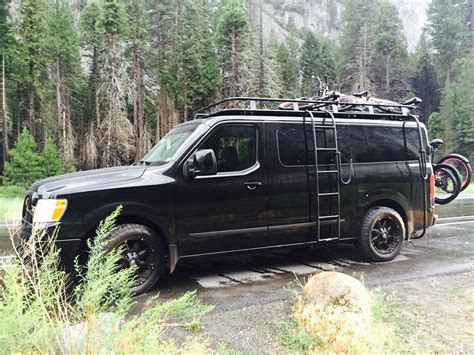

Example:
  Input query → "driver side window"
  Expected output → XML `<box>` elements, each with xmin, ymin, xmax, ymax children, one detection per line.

<box><xmin>200</xmin><ymin>125</ymin><xmax>257</xmax><ymax>173</ymax></box>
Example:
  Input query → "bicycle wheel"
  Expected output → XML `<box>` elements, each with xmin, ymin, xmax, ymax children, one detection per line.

<box><xmin>437</xmin><ymin>154</ymin><xmax>472</xmax><ymax>191</ymax></box>
<box><xmin>433</xmin><ymin>165</ymin><xmax>461</xmax><ymax>205</ymax></box>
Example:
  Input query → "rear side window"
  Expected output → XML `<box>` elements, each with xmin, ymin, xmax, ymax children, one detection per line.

<box><xmin>405</xmin><ymin>127</ymin><xmax>424</xmax><ymax>160</ymax></box>
<box><xmin>350</xmin><ymin>125</ymin><xmax>418</xmax><ymax>163</ymax></box>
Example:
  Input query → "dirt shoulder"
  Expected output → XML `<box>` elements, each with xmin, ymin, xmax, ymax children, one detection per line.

<box><xmin>379</xmin><ymin>271</ymin><xmax>474</xmax><ymax>353</ymax></box>
<box><xmin>197</xmin><ymin>270</ymin><xmax>474</xmax><ymax>353</ymax></box>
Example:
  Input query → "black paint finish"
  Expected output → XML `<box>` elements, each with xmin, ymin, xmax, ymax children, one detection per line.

<box><xmin>21</xmin><ymin>113</ymin><xmax>436</xmax><ymax>272</ymax></box>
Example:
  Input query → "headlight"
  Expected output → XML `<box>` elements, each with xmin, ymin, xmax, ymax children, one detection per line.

<box><xmin>33</xmin><ymin>199</ymin><xmax>68</xmax><ymax>224</ymax></box>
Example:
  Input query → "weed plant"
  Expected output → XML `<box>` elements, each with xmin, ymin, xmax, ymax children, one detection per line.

<box><xmin>0</xmin><ymin>206</ymin><xmax>213</xmax><ymax>353</ymax></box>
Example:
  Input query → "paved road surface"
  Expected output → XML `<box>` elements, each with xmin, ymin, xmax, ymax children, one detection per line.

<box><xmin>1</xmin><ymin>196</ymin><xmax>473</xmax><ymax>303</ymax></box>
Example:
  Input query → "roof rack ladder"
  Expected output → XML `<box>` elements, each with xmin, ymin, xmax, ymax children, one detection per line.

<box><xmin>305</xmin><ymin>110</ymin><xmax>341</xmax><ymax>242</ymax></box>
<box><xmin>409</xmin><ymin>114</ymin><xmax>428</xmax><ymax>239</ymax></box>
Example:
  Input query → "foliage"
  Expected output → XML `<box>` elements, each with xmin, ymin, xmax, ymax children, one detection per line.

<box><xmin>3</xmin><ymin>129</ymin><xmax>44</xmax><ymax>187</ymax></box>
<box><xmin>216</xmin><ymin>0</ymin><xmax>252</xmax><ymax>97</ymax></box>
<box><xmin>427</xmin><ymin>0</ymin><xmax>470</xmax><ymax>84</ymax></box>
<box><xmin>0</xmin><ymin>206</ymin><xmax>213</xmax><ymax>353</ymax></box>
<box><xmin>371</xmin><ymin>0</ymin><xmax>408</xmax><ymax>99</ymax></box>
<box><xmin>165</xmin><ymin>0</ymin><xmax>221</xmax><ymax>120</ymax></box>
<box><xmin>412</xmin><ymin>32</ymin><xmax>440</xmax><ymax>123</ymax></box>
<box><xmin>434</xmin><ymin>51</ymin><xmax>474</xmax><ymax>160</ymax></box>
<box><xmin>3</xmin><ymin>129</ymin><xmax>64</xmax><ymax>188</ymax></box>
<box><xmin>300</xmin><ymin>31</ymin><xmax>336</xmax><ymax>96</ymax></box>
<box><xmin>0</xmin><ymin>0</ymin><xmax>471</xmax><ymax>171</ymax></box>
<box><xmin>0</xmin><ymin>185</ymin><xmax>25</xmax><ymax>197</ymax></box>
<box><xmin>273</xmin><ymin>36</ymin><xmax>300</xmax><ymax>98</ymax></box>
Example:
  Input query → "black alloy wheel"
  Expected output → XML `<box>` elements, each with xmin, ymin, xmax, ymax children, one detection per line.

<box><xmin>106</xmin><ymin>224</ymin><xmax>164</xmax><ymax>295</ymax></box>
<box><xmin>358</xmin><ymin>207</ymin><xmax>405</xmax><ymax>262</ymax></box>
<box><xmin>370</xmin><ymin>216</ymin><xmax>402</xmax><ymax>255</ymax></box>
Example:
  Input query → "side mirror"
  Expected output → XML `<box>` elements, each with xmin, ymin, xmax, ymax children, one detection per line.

<box><xmin>183</xmin><ymin>149</ymin><xmax>217</xmax><ymax>178</ymax></box>
<box><xmin>430</xmin><ymin>138</ymin><xmax>443</xmax><ymax>150</ymax></box>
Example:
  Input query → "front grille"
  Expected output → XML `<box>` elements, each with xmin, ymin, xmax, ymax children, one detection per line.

<box><xmin>22</xmin><ymin>194</ymin><xmax>33</xmax><ymax>225</ymax></box>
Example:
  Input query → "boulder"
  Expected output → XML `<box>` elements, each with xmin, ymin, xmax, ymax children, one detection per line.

<box><xmin>295</xmin><ymin>271</ymin><xmax>372</xmax><ymax>353</ymax></box>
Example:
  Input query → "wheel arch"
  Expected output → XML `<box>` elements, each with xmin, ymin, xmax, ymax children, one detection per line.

<box><xmin>78</xmin><ymin>202</ymin><xmax>177</xmax><ymax>272</ymax></box>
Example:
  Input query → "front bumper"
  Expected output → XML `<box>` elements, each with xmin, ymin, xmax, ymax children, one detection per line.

<box><xmin>20</xmin><ymin>221</ymin><xmax>85</xmax><ymax>272</ymax></box>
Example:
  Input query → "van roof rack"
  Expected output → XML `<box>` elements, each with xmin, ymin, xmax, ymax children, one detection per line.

<box><xmin>193</xmin><ymin>96</ymin><xmax>420</xmax><ymax>120</ymax></box>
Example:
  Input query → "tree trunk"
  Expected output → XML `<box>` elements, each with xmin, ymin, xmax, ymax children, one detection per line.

<box><xmin>183</xmin><ymin>75</ymin><xmax>188</xmax><ymax>121</ymax></box>
<box><xmin>1</xmin><ymin>51</ymin><xmax>9</xmax><ymax>163</ymax></box>
<box><xmin>258</xmin><ymin>0</ymin><xmax>264</xmax><ymax>97</ymax></box>
<box><xmin>132</xmin><ymin>45</ymin><xmax>145</xmax><ymax>159</ymax></box>
<box><xmin>93</xmin><ymin>46</ymin><xmax>100</xmax><ymax>126</ymax></box>
<box><xmin>385</xmin><ymin>55</ymin><xmax>390</xmax><ymax>91</ymax></box>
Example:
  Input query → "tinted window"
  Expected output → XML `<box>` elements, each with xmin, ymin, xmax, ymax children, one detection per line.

<box><xmin>277</xmin><ymin>125</ymin><xmax>313</xmax><ymax>166</ymax></box>
<box><xmin>337</xmin><ymin>125</ymin><xmax>351</xmax><ymax>163</ymax></box>
<box><xmin>350</xmin><ymin>126</ymin><xmax>372</xmax><ymax>162</ymax></box>
<box><xmin>367</xmin><ymin>126</ymin><xmax>406</xmax><ymax>162</ymax></box>
<box><xmin>277</xmin><ymin>124</ymin><xmax>345</xmax><ymax>166</ymax></box>
<box><xmin>200</xmin><ymin>125</ymin><xmax>257</xmax><ymax>172</ymax></box>
<box><xmin>405</xmin><ymin>127</ymin><xmax>423</xmax><ymax>160</ymax></box>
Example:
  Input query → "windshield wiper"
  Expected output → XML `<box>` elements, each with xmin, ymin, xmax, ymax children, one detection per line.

<box><xmin>139</xmin><ymin>160</ymin><xmax>151</xmax><ymax>166</ymax></box>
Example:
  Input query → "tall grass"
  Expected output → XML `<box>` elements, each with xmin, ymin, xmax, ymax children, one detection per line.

<box><xmin>0</xmin><ymin>206</ymin><xmax>213</xmax><ymax>353</ymax></box>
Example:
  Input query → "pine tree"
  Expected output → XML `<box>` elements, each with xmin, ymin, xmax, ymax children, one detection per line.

<box><xmin>274</xmin><ymin>38</ymin><xmax>300</xmax><ymax>98</ymax></box>
<box><xmin>451</xmin><ymin>52</ymin><xmax>474</xmax><ymax>159</ymax></box>
<box><xmin>80</xmin><ymin>2</ymin><xmax>103</xmax><ymax>169</ymax></box>
<box><xmin>16</xmin><ymin>0</ymin><xmax>49</xmax><ymax>138</ymax></box>
<box><xmin>165</xmin><ymin>0</ymin><xmax>221</xmax><ymax>120</ymax></box>
<box><xmin>126</xmin><ymin>0</ymin><xmax>152</xmax><ymax>160</ymax></box>
<box><xmin>427</xmin><ymin>0</ymin><xmax>469</xmax><ymax>84</ymax></box>
<box><xmin>41</xmin><ymin>137</ymin><xmax>64</xmax><ymax>178</ymax></box>
<box><xmin>371</xmin><ymin>0</ymin><xmax>408</xmax><ymax>99</ymax></box>
<box><xmin>411</xmin><ymin>32</ymin><xmax>440</xmax><ymax>124</ymax></box>
<box><xmin>152</xmin><ymin>0</ymin><xmax>180</xmax><ymax>139</ymax></box>
<box><xmin>433</xmin><ymin>51</ymin><xmax>474</xmax><ymax>159</ymax></box>
<box><xmin>0</xmin><ymin>0</ymin><xmax>13</xmax><ymax>164</ymax></box>
<box><xmin>3</xmin><ymin>129</ymin><xmax>44</xmax><ymax>187</ymax></box>
<box><xmin>99</xmin><ymin>0</ymin><xmax>135</xmax><ymax>167</ymax></box>
<box><xmin>340</xmin><ymin>0</ymin><xmax>377</xmax><ymax>93</ymax></box>
<box><xmin>47</xmin><ymin>0</ymin><xmax>80</xmax><ymax>165</ymax></box>
<box><xmin>216</xmin><ymin>0</ymin><xmax>252</xmax><ymax>98</ymax></box>
<box><xmin>300</xmin><ymin>31</ymin><xmax>335</xmax><ymax>97</ymax></box>
<box><xmin>80</xmin><ymin>2</ymin><xmax>103</xmax><ymax>127</ymax></box>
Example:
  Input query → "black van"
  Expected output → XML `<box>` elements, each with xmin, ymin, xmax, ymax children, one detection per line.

<box><xmin>21</xmin><ymin>97</ymin><xmax>437</xmax><ymax>294</ymax></box>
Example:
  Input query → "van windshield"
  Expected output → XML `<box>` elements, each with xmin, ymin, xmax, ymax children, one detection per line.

<box><xmin>141</xmin><ymin>123</ymin><xmax>200</xmax><ymax>165</ymax></box>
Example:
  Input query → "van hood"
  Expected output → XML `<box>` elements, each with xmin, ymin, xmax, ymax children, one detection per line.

<box><xmin>31</xmin><ymin>166</ymin><xmax>147</xmax><ymax>197</ymax></box>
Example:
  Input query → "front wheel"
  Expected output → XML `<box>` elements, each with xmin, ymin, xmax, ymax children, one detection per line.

<box><xmin>358</xmin><ymin>207</ymin><xmax>405</xmax><ymax>262</ymax></box>
<box><xmin>106</xmin><ymin>224</ymin><xmax>164</xmax><ymax>295</ymax></box>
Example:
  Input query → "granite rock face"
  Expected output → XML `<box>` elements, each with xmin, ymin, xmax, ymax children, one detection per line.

<box><xmin>261</xmin><ymin>0</ymin><xmax>431</xmax><ymax>52</ymax></box>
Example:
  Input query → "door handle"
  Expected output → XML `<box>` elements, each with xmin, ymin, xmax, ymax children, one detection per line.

<box><xmin>244</xmin><ymin>181</ymin><xmax>262</xmax><ymax>190</ymax></box>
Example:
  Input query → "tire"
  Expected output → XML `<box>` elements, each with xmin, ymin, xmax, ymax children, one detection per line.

<box><xmin>438</xmin><ymin>154</ymin><xmax>472</xmax><ymax>191</ymax></box>
<box><xmin>106</xmin><ymin>224</ymin><xmax>164</xmax><ymax>295</ymax></box>
<box><xmin>433</xmin><ymin>164</ymin><xmax>461</xmax><ymax>205</ymax></box>
<box><xmin>358</xmin><ymin>207</ymin><xmax>405</xmax><ymax>262</ymax></box>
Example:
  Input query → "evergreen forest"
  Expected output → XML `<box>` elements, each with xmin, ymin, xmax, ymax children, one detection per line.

<box><xmin>0</xmin><ymin>0</ymin><xmax>473</xmax><ymax>185</ymax></box>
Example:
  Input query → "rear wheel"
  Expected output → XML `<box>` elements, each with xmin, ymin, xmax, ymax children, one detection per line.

<box><xmin>106</xmin><ymin>224</ymin><xmax>164</xmax><ymax>295</ymax></box>
<box><xmin>358</xmin><ymin>207</ymin><xmax>405</xmax><ymax>262</ymax></box>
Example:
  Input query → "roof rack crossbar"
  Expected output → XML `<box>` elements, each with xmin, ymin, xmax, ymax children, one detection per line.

<box><xmin>194</xmin><ymin>96</ymin><xmax>417</xmax><ymax>118</ymax></box>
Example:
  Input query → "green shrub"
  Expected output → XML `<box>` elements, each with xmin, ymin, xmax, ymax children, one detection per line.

<box><xmin>3</xmin><ymin>129</ymin><xmax>66</xmax><ymax>189</ymax></box>
<box><xmin>0</xmin><ymin>206</ymin><xmax>213</xmax><ymax>353</ymax></box>
<box><xmin>0</xmin><ymin>185</ymin><xmax>26</xmax><ymax>198</ymax></box>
